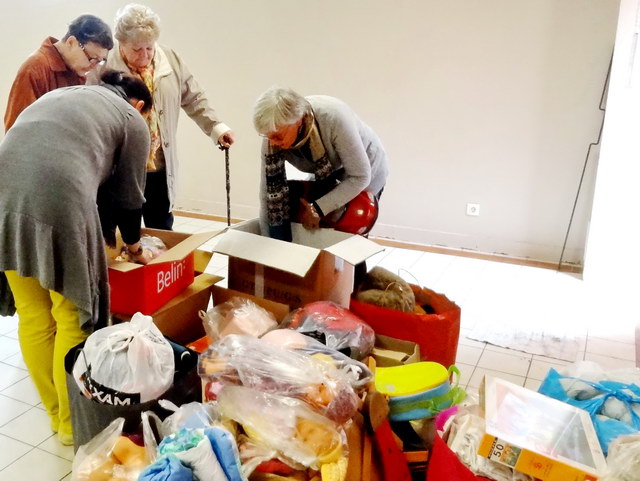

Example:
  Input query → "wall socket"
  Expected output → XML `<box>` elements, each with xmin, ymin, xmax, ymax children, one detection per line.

<box><xmin>466</xmin><ymin>203</ymin><xmax>480</xmax><ymax>216</ymax></box>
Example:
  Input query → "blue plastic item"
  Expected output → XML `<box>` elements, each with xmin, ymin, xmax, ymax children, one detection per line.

<box><xmin>387</xmin><ymin>366</ymin><xmax>465</xmax><ymax>421</ymax></box>
<box><xmin>538</xmin><ymin>368</ymin><xmax>640</xmax><ymax>455</ymax></box>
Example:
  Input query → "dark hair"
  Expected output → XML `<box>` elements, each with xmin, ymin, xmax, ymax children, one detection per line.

<box><xmin>101</xmin><ymin>69</ymin><xmax>153</xmax><ymax>113</ymax></box>
<box><xmin>63</xmin><ymin>14</ymin><xmax>114</xmax><ymax>50</ymax></box>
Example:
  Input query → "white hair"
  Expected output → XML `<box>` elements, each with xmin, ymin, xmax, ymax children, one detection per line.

<box><xmin>114</xmin><ymin>4</ymin><xmax>160</xmax><ymax>44</ymax></box>
<box><xmin>253</xmin><ymin>86</ymin><xmax>311</xmax><ymax>135</ymax></box>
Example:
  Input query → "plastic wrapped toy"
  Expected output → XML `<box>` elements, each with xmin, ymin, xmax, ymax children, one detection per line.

<box><xmin>281</xmin><ymin>301</ymin><xmax>375</xmax><ymax>360</ymax></box>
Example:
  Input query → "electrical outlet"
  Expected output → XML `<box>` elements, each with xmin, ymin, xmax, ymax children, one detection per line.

<box><xmin>466</xmin><ymin>203</ymin><xmax>480</xmax><ymax>216</ymax></box>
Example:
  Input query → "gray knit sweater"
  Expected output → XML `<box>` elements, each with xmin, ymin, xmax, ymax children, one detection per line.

<box><xmin>259</xmin><ymin>95</ymin><xmax>389</xmax><ymax>234</ymax></box>
<box><xmin>0</xmin><ymin>85</ymin><xmax>150</xmax><ymax>330</ymax></box>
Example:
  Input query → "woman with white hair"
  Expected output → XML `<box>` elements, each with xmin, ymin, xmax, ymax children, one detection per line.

<box><xmin>254</xmin><ymin>86</ymin><xmax>389</xmax><ymax>241</ymax></box>
<box><xmin>106</xmin><ymin>3</ymin><xmax>235</xmax><ymax>230</ymax></box>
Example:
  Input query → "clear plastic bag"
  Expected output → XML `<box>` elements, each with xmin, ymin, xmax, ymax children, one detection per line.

<box><xmin>261</xmin><ymin>329</ymin><xmax>373</xmax><ymax>388</ymax></box>
<box><xmin>538</xmin><ymin>361</ymin><xmax>640</xmax><ymax>454</ymax></box>
<box><xmin>217</xmin><ymin>385</ymin><xmax>347</xmax><ymax>471</ymax></box>
<box><xmin>158</xmin><ymin>400</ymin><xmax>219</xmax><ymax>434</ymax></box>
<box><xmin>281</xmin><ymin>301</ymin><xmax>375</xmax><ymax>360</ymax></box>
<box><xmin>200</xmin><ymin>297</ymin><xmax>277</xmax><ymax>343</ymax></box>
<box><xmin>72</xmin><ymin>418</ymin><xmax>151</xmax><ymax>481</ymax></box>
<box><xmin>198</xmin><ymin>335</ymin><xmax>360</xmax><ymax>424</ymax></box>
<box><xmin>115</xmin><ymin>235</ymin><xmax>167</xmax><ymax>263</ymax></box>
<box><xmin>140</xmin><ymin>235</ymin><xmax>168</xmax><ymax>258</ymax></box>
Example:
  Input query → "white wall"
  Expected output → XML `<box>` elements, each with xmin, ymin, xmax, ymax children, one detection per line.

<box><xmin>0</xmin><ymin>1</ymin><xmax>620</xmax><ymax>265</ymax></box>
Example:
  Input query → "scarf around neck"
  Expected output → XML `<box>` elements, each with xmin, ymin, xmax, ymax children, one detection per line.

<box><xmin>265</xmin><ymin>111</ymin><xmax>334</xmax><ymax>240</ymax></box>
<box><xmin>124</xmin><ymin>52</ymin><xmax>162</xmax><ymax>171</ymax></box>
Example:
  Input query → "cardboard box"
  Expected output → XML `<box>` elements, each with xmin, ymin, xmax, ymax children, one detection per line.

<box><xmin>477</xmin><ymin>377</ymin><xmax>606</xmax><ymax>481</ymax></box>
<box><xmin>371</xmin><ymin>334</ymin><xmax>421</xmax><ymax>367</ymax></box>
<box><xmin>208</xmin><ymin>219</ymin><xmax>384</xmax><ymax>309</ymax></box>
<box><xmin>108</xmin><ymin>228</ymin><xmax>218</xmax><ymax>316</ymax></box>
<box><xmin>210</xmin><ymin>285</ymin><xmax>291</xmax><ymax>323</ymax></box>
<box><xmin>113</xmin><ymin>273</ymin><xmax>223</xmax><ymax>344</ymax></box>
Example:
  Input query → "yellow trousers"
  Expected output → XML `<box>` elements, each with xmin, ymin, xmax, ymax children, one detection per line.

<box><xmin>4</xmin><ymin>271</ymin><xmax>88</xmax><ymax>439</ymax></box>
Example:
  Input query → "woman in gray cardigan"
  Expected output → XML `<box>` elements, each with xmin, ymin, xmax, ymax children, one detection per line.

<box><xmin>0</xmin><ymin>71</ymin><xmax>152</xmax><ymax>445</ymax></box>
<box><xmin>254</xmin><ymin>86</ymin><xmax>389</xmax><ymax>241</ymax></box>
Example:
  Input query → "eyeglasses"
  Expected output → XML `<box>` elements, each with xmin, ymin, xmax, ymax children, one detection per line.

<box><xmin>261</xmin><ymin>130</ymin><xmax>286</xmax><ymax>143</ymax></box>
<box><xmin>79</xmin><ymin>42</ymin><xmax>106</xmax><ymax>66</ymax></box>
<box><xmin>261</xmin><ymin>123</ymin><xmax>299</xmax><ymax>143</ymax></box>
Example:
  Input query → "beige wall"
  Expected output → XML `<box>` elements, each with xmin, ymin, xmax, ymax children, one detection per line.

<box><xmin>0</xmin><ymin>0</ymin><xmax>621</xmax><ymax>265</ymax></box>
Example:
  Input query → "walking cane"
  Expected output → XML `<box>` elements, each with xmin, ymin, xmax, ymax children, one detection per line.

<box><xmin>221</xmin><ymin>146</ymin><xmax>231</xmax><ymax>226</ymax></box>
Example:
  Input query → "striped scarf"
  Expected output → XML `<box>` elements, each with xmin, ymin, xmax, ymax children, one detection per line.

<box><xmin>265</xmin><ymin>114</ymin><xmax>334</xmax><ymax>240</ymax></box>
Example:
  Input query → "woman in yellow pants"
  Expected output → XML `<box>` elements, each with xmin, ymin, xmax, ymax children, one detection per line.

<box><xmin>0</xmin><ymin>71</ymin><xmax>154</xmax><ymax>445</ymax></box>
<box><xmin>4</xmin><ymin>272</ymin><xmax>87</xmax><ymax>445</ymax></box>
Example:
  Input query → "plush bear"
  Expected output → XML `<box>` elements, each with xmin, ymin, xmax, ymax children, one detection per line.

<box><xmin>355</xmin><ymin>266</ymin><xmax>416</xmax><ymax>312</ymax></box>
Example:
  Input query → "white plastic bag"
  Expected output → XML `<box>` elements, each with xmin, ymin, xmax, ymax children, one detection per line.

<box><xmin>72</xmin><ymin>313</ymin><xmax>175</xmax><ymax>404</ymax></box>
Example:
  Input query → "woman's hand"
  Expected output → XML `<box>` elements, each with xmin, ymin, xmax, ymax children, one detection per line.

<box><xmin>126</xmin><ymin>242</ymin><xmax>156</xmax><ymax>265</ymax></box>
<box><xmin>132</xmin><ymin>248</ymin><xmax>155</xmax><ymax>265</ymax></box>
<box><xmin>217</xmin><ymin>131</ymin><xmax>235</xmax><ymax>149</ymax></box>
<box><xmin>299</xmin><ymin>199</ymin><xmax>321</xmax><ymax>230</ymax></box>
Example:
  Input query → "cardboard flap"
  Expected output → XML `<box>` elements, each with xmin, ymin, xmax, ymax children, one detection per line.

<box><xmin>210</xmin><ymin>285</ymin><xmax>290</xmax><ymax>321</ymax></box>
<box><xmin>291</xmin><ymin>224</ymin><xmax>353</xmax><ymax>249</ymax></box>
<box><xmin>230</xmin><ymin>219</ymin><xmax>261</xmax><ymax>234</ymax></box>
<box><xmin>154</xmin><ymin>273</ymin><xmax>223</xmax><ymax>315</ymax></box>
<box><xmin>194</xmin><ymin>249</ymin><xmax>214</xmax><ymax>273</ymax></box>
<box><xmin>107</xmin><ymin>259</ymin><xmax>144</xmax><ymax>272</ymax></box>
<box><xmin>149</xmin><ymin>230</ymin><xmax>221</xmax><ymax>264</ymax></box>
<box><xmin>324</xmin><ymin>235</ymin><xmax>384</xmax><ymax>265</ymax></box>
<box><xmin>210</xmin><ymin>229</ymin><xmax>320</xmax><ymax>277</ymax></box>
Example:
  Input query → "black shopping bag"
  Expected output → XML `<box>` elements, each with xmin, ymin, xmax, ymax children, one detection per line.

<box><xmin>65</xmin><ymin>337</ymin><xmax>201</xmax><ymax>451</ymax></box>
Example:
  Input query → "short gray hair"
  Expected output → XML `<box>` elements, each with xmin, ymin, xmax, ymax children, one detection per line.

<box><xmin>114</xmin><ymin>4</ymin><xmax>160</xmax><ymax>44</ymax></box>
<box><xmin>253</xmin><ymin>86</ymin><xmax>311</xmax><ymax>135</ymax></box>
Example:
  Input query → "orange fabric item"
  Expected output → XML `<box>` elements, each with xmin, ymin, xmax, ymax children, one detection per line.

<box><xmin>350</xmin><ymin>285</ymin><xmax>460</xmax><ymax>368</ymax></box>
<box><xmin>4</xmin><ymin>37</ymin><xmax>83</xmax><ymax>130</ymax></box>
<box><xmin>186</xmin><ymin>335</ymin><xmax>212</xmax><ymax>354</ymax></box>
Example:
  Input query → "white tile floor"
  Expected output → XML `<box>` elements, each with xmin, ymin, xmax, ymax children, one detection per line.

<box><xmin>0</xmin><ymin>214</ymin><xmax>636</xmax><ymax>479</ymax></box>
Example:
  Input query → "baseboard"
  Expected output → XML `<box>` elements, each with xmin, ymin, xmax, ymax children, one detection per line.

<box><xmin>174</xmin><ymin>209</ymin><xmax>242</xmax><ymax>225</ymax></box>
<box><xmin>173</xmin><ymin>210</ymin><xmax>583</xmax><ymax>274</ymax></box>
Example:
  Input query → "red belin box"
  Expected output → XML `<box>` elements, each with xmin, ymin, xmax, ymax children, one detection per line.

<box><xmin>108</xmin><ymin>228</ymin><xmax>217</xmax><ymax>316</ymax></box>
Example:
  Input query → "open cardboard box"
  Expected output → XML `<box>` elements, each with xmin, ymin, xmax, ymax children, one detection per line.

<box><xmin>186</xmin><ymin>284</ymin><xmax>293</xmax><ymax>353</ymax></box>
<box><xmin>107</xmin><ymin>228</ymin><xmax>218</xmax><ymax>316</ymax></box>
<box><xmin>209</xmin><ymin>284</ymin><xmax>291</xmax><ymax>323</ymax></box>
<box><xmin>113</xmin><ymin>272</ymin><xmax>223</xmax><ymax>344</ymax></box>
<box><xmin>371</xmin><ymin>334</ymin><xmax>421</xmax><ymax>367</ymax></box>
<box><xmin>208</xmin><ymin>219</ymin><xmax>384</xmax><ymax>309</ymax></box>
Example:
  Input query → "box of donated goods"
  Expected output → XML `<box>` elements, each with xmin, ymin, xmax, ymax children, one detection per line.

<box><xmin>112</xmin><ymin>273</ymin><xmax>223</xmax><ymax>344</ymax></box>
<box><xmin>209</xmin><ymin>284</ymin><xmax>291</xmax><ymax>323</ymax></box>
<box><xmin>208</xmin><ymin>219</ymin><xmax>384</xmax><ymax>309</ymax></box>
<box><xmin>477</xmin><ymin>377</ymin><xmax>606</xmax><ymax>481</ymax></box>
<box><xmin>371</xmin><ymin>335</ymin><xmax>421</xmax><ymax>367</ymax></box>
<box><xmin>108</xmin><ymin>228</ymin><xmax>218</xmax><ymax>316</ymax></box>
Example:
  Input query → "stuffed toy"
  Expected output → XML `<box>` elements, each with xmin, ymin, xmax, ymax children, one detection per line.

<box><xmin>355</xmin><ymin>267</ymin><xmax>416</xmax><ymax>313</ymax></box>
